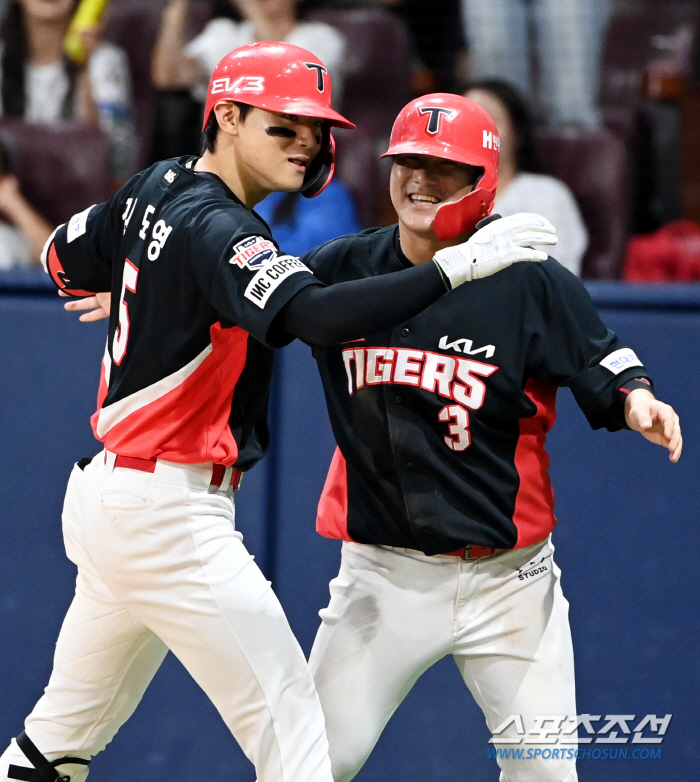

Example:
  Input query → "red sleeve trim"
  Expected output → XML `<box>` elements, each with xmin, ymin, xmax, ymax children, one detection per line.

<box><xmin>47</xmin><ymin>242</ymin><xmax>96</xmax><ymax>298</ymax></box>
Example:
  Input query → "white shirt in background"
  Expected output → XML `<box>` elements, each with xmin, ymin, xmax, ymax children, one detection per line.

<box><xmin>0</xmin><ymin>42</ymin><xmax>135</xmax><ymax>180</ymax></box>
<box><xmin>494</xmin><ymin>172</ymin><xmax>588</xmax><ymax>277</ymax></box>
<box><xmin>185</xmin><ymin>19</ymin><xmax>347</xmax><ymax>106</ymax></box>
<box><xmin>0</xmin><ymin>221</ymin><xmax>32</xmax><ymax>270</ymax></box>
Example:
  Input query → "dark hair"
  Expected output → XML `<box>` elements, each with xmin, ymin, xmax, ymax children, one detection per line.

<box><xmin>200</xmin><ymin>102</ymin><xmax>251</xmax><ymax>154</ymax></box>
<box><xmin>211</xmin><ymin>0</ymin><xmax>243</xmax><ymax>21</ymax></box>
<box><xmin>463</xmin><ymin>79</ymin><xmax>541</xmax><ymax>174</ymax></box>
<box><xmin>1</xmin><ymin>0</ymin><xmax>78</xmax><ymax>120</ymax></box>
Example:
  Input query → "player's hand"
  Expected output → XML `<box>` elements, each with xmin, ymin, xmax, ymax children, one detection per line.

<box><xmin>432</xmin><ymin>213</ymin><xmax>557</xmax><ymax>288</ymax></box>
<box><xmin>60</xmin><ymin>291</ymin><xmax>112</xmax><ymax>322</ymax></box>
<box><xmin>625</xmin><ymin>389</ymin><xmax>682</xmax><ymax>462</ymax></box>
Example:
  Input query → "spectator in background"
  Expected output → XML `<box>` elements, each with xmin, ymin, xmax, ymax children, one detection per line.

<box><xmin>255</xmin><ymin>179</ymin><xmax>360</xmax><ymax>257</ymax></box>
<box><xmin>0</xmin><ymin>0</ymin><xmax>135</xmax><ymax>182</ymax></box>
<box><xmin>152</xmin><ymin>0</ymin><xmax>347</xmax><ymax>106</ymax></box>
<box><xmin>0</xmin><ymin>139</ymin><xmax>52</xmax><ymax>268</ymax></box>
<box><xmin>465</xmin><ymin>79</ymin><xmax>588</xmax><ymax>276</ymax></box>
<box><xmin>461</xmin><ymin>0</ymin><xmax>609</xmax><ymax>127</ymax></box>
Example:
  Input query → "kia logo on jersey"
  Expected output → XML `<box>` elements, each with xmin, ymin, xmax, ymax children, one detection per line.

<box><xmin>229</xmin><ymin>236</ymin><xmax>278</xmax><ymax>269</ymax></box>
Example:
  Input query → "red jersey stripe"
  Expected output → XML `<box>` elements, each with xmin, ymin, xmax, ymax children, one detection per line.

<box><xmin>317</xmin><ymin>447</ymin><xmax>352</xmax><ymax>540</ymax></box>
<box><xmin>513</xmin><ymin>378</ymin><xmax>558</xmax><ymax>549</ymax></box>
<box><xmin>93</xmin><ymin>323</ymin><xmax>249</xmax><ymax>465</ymax></box>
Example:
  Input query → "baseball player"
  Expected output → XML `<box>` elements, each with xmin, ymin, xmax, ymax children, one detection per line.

<box><xmin>0</xmin><ymin>47</ymin><xmax>555</xmax><ymax>782</ymax></box>
<box><xmin>301</xmin><ymin>95</ymin><xmax>682</xmax><ymax>782</ymax></box>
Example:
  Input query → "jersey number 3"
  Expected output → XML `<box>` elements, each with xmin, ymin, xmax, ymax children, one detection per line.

<box><xmin>438</xmin><ymin>404</ymin><xmax>471</xmax><ymax>451</ymax></box>
<box><xmin>113</xmin><ymin>259</ymin><xmax>139</xmax><ymax>365</ymax></box>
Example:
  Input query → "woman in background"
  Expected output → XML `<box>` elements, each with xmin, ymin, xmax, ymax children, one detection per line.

<box><xmin>465</xmin><ymin>79</ymin><xmax>588</xmax><ymax>276</ymax></box>
<box><xmin>153</xmin><ymin>0</ymin><xmax>347</xmax><ymax>106</ymax></box>
<box><xmin>0</xmin><ymin>0</ymin><xmax>135</xmax><ymax>182</ymax></box>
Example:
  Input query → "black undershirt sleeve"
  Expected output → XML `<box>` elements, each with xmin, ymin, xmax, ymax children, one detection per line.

<box><xmin>278</xmin><ymin>260</ymin><xmax>448</xmax><ymax>346</ymax></box>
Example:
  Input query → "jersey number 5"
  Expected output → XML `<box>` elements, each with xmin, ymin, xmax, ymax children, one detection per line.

<box><xmin>113</xmin><ymin>259</ymin><xmax>139</xmax><ymax>365</ymax></box>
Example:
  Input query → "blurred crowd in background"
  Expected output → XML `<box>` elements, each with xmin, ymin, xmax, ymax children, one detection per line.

<box><xmin>0</xmin><ymin>0</ymin><xmax>698</xmax><ymax>280</ymax></box>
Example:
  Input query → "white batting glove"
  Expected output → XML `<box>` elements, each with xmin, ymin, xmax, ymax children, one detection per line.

<box><xmin>432</xmin><ymin>213</ymin><xmax>558</xmax><ymax>289</ymax></box>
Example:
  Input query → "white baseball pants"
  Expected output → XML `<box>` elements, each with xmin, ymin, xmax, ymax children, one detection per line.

<box><xmin>0</xmin><ymin>452</ymin><xmax>333</xmax><ymax>782</ymax></box>
<box><xmin>308</xmin><ymin>539</ymin><xmax>577</xmax><ymax>782</ymax></box>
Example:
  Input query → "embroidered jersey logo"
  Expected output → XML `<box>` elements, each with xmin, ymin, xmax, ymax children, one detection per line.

<box><xmin>438</xmin><ymin>335</ymin><xmax>495</xmax><ymax>358</ymax></box>
<box><xmin>229</xmin><ymin>236</ymin><xmax>278</xmax><ymax>269</ymax></box>
<box><xmin>163</xmin><ymin>168</ymin><xmax>179</xmax><ymax>185</ymax></box>
<box><xmin>210</xmin><ymin>76</ymin><xmax>265</xmax><ymax>95</ymax></box>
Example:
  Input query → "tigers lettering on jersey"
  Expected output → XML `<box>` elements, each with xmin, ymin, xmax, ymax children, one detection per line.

<box><xmin>342</xmin><ymin>346</ymin><xmax>498</xmax><ymax>410</ymax></box>
<box><xmin>229</xmin><ymin>236</ymin><xmax>278</xmax><ymax>269</ymax></box>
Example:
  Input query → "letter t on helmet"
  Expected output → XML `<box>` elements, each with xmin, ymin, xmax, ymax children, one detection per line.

<box><xmin>203</xmin><ymin>42</ymin><xmax>356</xmax><ymax>198</ymax></box>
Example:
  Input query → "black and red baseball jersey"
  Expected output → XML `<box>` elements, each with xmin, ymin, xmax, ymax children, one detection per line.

<box><xmin>307</xmin><ymin>226</ymin><xmax>653</xmax><ymax>555</ymax></box>
<box><xmin>45</xmin><ymin>156</ymin><xmax>322</xmax><ymax>469</ymax></box>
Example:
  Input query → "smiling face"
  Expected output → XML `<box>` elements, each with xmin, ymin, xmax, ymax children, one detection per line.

<box><xmin>389</xmin><ymin>154</ymin><xmax>479</xmax><ymax>240</ymax></box>
<box><xmin>216</xmin><ymin>105</ymin><xmax>323</xmax><ymax>202</ymax></box>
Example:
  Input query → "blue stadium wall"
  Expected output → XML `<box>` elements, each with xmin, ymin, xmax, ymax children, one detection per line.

<box><xmin>0</xmin><ymin>276</ymin><xmax>697</xmax><ymax>782</ymax></box>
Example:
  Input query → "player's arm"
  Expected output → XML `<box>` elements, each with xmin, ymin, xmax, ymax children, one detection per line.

<box><xmin>534</xmin><ymin>263</ymin><xmax>681</xmax><ymax>462</ymax></box>
<box><xmin>42</xmin><ymin>194</ymin><xmax>122</xmax><ymax>296</ymax></box>
<box><xmin>280</xmin><ymin>213</ymin><xmax>558</xmax><ymax>346</ymax></box>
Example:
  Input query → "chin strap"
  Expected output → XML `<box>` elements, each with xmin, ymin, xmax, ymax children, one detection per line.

<box><xmin>8</xmin><ymin>732</ymin><xmax>90</xmax><ymax>782</ymax></box>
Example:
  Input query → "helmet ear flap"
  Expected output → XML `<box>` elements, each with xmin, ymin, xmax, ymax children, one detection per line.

<box><xmin>301</xmin><ymin>128</ymin><xmax>335</xmax><ymax>198</ymax></box>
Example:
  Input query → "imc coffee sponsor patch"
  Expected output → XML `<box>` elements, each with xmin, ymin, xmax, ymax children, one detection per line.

<box><xmin>229</xmin><ymin>236</ymin><xmax>277</xmax><ymax>269</ymax></box>
<box><xmin>244</xmin><ymin>256</ymin><xmax>311</xmax><ymax>308</ymax></box>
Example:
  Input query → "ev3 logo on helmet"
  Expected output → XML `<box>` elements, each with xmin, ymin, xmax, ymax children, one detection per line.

<box><xmin>211</xmin><ymin>76</ymin><xmax>265</xmax><ymax>95</ymax></box>
<box><xmin>419</xmin><ymin>106</ymin><xmax>457</xmax><ymax>135</ymax></box>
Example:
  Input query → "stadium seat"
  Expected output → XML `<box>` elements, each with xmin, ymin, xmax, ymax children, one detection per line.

<box><xmin>0</xmin><ymin>120</ymin><xmax>112</xmax><ymax>227</ymax></box>
<box><xmin>536</xmin><ymin>126</ymin><xmax>628</xmax><ymax>279</ymax></box>
<box><xmin>102</xmin><ymin>0</ymin><xmax>169</xmax><ymax>173</ymax></box>
<box><xmin>306</xmin><ymin>8</ymin><xmax>413</xmax><ymax>227</ymax></box>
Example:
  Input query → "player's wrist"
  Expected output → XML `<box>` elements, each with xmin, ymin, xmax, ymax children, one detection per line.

<box><xmin>432</xmin><ymin>246</ymin><xmax>476</xmax><ymax>289</ymax></box>
<box><xmin>431</xmin><ymin>257</ymin><xmax>454</xmax><ymax>291</ymax></box>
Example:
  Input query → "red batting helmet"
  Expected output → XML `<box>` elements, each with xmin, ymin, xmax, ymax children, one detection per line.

<box><xmin>203</xmin><ymin>42</ymin><xmax>355</xmax><ymax>198</ymax></box>
<box><xmin>382</xmin><ymin>94</ymin><xmax>500</xmax><ymax>239</ymax></box>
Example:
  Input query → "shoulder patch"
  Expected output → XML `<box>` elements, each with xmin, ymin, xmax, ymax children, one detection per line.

<box><xmin>229</xmin><ymin>235</ymin><xmax>278</xmax><ymax>269</ymax></box>
<box><xmin>163</xmin><ymin>168</ymin><xmax>180</xmax><ymax>186</ymax></box>
<box><xmin>600</xmin><ymin>348</ymin><xmax>643</xmax><ymax>375</ymax></box>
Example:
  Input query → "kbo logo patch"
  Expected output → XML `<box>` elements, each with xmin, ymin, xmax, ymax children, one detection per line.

<box><xmin>229</xmin><ymin>236</ymin><xmax>277</xmax><ymax>269</ymax></box>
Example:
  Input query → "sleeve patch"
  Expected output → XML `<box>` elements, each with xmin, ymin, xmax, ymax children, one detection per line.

<box><xmin>66</xmin><ymin>205</ymin><xmax>96</xmax><ymax>243</ymax></box>
<box><xmin>229</xmin><ymin>236</ymin><xmax>278</xmax><ymax>269</ymax></box>
<box><xmin>600</xmin><ymin>348</ymin><xmax>643</xmax><ymax>375</ymax></box>
<box><xmin>244</xmin><ymin>255</ymin><xmax>311</xmax><ymax>308</ymax></box>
